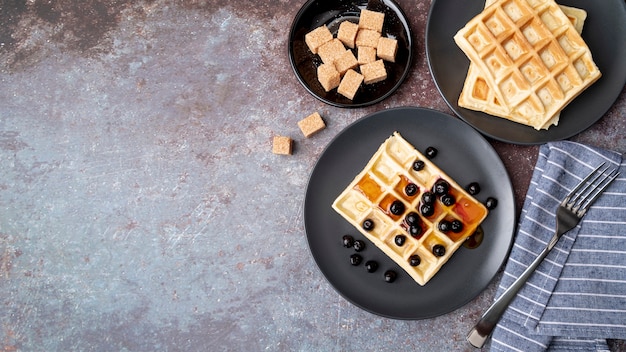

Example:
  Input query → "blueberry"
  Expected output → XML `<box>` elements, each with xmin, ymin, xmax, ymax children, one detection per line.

<box><xmin>420</xmin><ymin>203</ymin><xmax>434</xmax><ymax>217</ymax></box>
<box><xmin>409</xmin><ymin>224</ymin><xmax>422</xmax><ymax>238</ymax></box>
<box><xmin>405</xmin><ymin>183</ymin><xmax>418</xmax><ymax>197</ymax></box>
<box><xmin>451</xmin><ymin>220</ymin><xmax>463</xmax><ymax>233</ymax></box>
<box><xmin>384</xmin><ymin>270</ymin><xmax>397</xmax><ymax>283</ymax></box>
<box><xmin>485</xmin><ymin>197</ymin><xmax>498</xmax><ymax>210</ymax></box>
<box><xmin>409</xmin><ymin>255</ymin><xmax>421</xmax><ymax>266</ymax></box>
<box><xmin>405</xmin><ymin>212</ymin><xmax>420</xmax><ymax>226</ymax></box>
<box><xmin>466</xmin><ymin>182</ymin><xmax>481</xmax><ymax>195</ymax></box>
<box><xmin>362</xmin><ymin>219</ymin><xmax>374</xmax><ymax>231</ymax></box>
<box><xmin>342</xmin><ymin>235</ymin><xmax>354</xmax><ymax>248</ymax></box>
<box><xmin>425</xmin><ymin>146</ymin><xmax>438</xmax><ymax>159</ymax></box>
<box><xmin>389</xmin><ymin>200</ymin><xmax>405</xmax><ymax>216</ymax></box>
<box><xmin>432</xmin><ymin>244</ymin><xmax>446</xmax><ymax>257</ymax></box>
<box><xmin>365</xmin><ymin>260</ymin><xmax>378</xmax><ymax>273</ymax></box>
<box><xmin>421</xmin><ymin>191</ymin><xmax>435</xmax><ymax>205</ymax></box>
<box><xmin>441</xmin><ymin>194</ymin><xmax>455</xmax><ymax>206</ymax></box>
<box><xmin>394</xmin><ymin>234</ymin><xmax>406</xmax><ymax>246</ymax></box>
<box><xmin>438</xmin><ymin>220</ymin><xmax>451</xmax><ymax>232</ymax></box>
<box><xmin>353</xmin><ymin>240</ymin><xmax>366</xmax><ymax>252</ymax></box>
<box><xmin>350</xmin><ymin>254</ymin><xmax>362</xmax><ymax>266</ymax></box>
<box><xmin>412</xmin><ymin>160</ymin><xmax>425</xmax><ymax>171</ymax></box>
<box><xmin>433</xmin><ymin>179</ymin><xmax>449</xmax><ymax>196</ymax></box>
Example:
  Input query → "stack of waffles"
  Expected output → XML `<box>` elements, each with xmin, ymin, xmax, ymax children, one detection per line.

<box><xmin>454</xmin><ymin>0</ymin><xmax>601</xmax><ymax>130</ymax></box>
<box><xmin>332</xmin><ymin>132</ymin><xmax>488</xmax><ymax>286</ymax></box>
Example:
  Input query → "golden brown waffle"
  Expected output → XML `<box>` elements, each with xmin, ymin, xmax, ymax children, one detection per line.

<box><xmin>458</xmin><ymin>3</ymin><xmax>585</xmax><ymax>129</ymax></box>
<box><xmin>332</xmin><ymin>132</ymin><xmax>488</xmax><ymax>286</ymax></box>
<box><xmin>454</xmin><ymin>0</ymin><xmax>600</xmax><ymax>130</ymax></box>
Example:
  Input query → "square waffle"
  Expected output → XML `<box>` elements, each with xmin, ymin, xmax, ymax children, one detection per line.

<box><xmin>332</xmin><ymin>132</ymin><xmax>488</xmax><ymax>286</ymax></box>
<box><xmin>454</xmin><ymin>0</ymin><xmax>600</xmax><ymax>130</ymax></box>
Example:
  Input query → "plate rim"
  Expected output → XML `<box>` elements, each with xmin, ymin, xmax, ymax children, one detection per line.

<box><xmin>302</xmin><ymin>106</ymin><xmax>517</xmax><ymax>319</ymax></box>
<box><xmin>288</xmin><ymin>0</ymin><xmax>414</xmax><ymax>108</ymax></box>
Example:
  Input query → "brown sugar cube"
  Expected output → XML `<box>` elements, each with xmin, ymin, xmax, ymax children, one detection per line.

<box><xmin>357</xmin><ymin>46</ymin><xmax>377</xmax><ymax>64</ymax></box>
<box><xmin>355</xmin><ymin>29</ymin><xmax>381</xmax><ymax>48</ymax></box>
<box><xmin>337</xmin><ymin>21</ymin><xmax>359</xmax><ymax>49</ymax></box>
<box><xmin>337</xmin><ymin>69</ymin><xmax>364</xmax><ymax>100</ymax></box>
<box><xmin>298</xmin><ymin>112</ymin><xmax>326</xmax><ymax>138</ymax></box>
<box><xmin>317</xmin><ymin>63</ymin><xmax>341</xmax><ymax>92</ymax></box>
<box><xmin>360</xmin><ymin>59</ymin><xmax>387</xmax><ymax>84</ymax></box>
<box><xmin>272</xmin><ymin>136</ymin><xmax>293</xmax><ymax>155</ymax></box>
<box><xmin>305</xmin><ymin>25</ymin><xmax>333</xmax><ymax>54</ymax></box>
<box><xmin>358</xmin><ymin>9</ymin><xmax>385</xmax><ymax>32</ymax></box>
<box><xmin>334</xmin><ymin>50</ymin><xmax>358</xmax><ymax>75</ymax></box>
<box><xmin>317</xmin><ymin>38</ymin><xmax>346</xmax><ymax>64</ymax></box>
<box><xmin>377</xmin><ymin>37</ymin><xmax>398</xmax><ymax>62</ymax></box>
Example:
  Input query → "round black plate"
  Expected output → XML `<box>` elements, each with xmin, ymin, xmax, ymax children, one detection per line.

<box><xmin>303</xmin><ymin>107</ymin><xmax>515</xmax><ymax>319</ymax></box>
<box><xmin>426</xmin><ymin>0</ymin><xmax>626</xmax><ymax>144</ymax></box>
<box><xmin>289</xmin><ymin>0</ymin><xmax>413</xmax><ymax>108</ymax></box>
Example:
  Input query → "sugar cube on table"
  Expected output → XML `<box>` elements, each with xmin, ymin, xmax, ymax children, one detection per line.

<box><xmin>272</xmin><ymin>136</ymin><xmax>293</xmax><ymax>155</ymax></box>
<box><xmin>298</xmin><ymin>112</ymin><xmax>326</xmax><ymax>138</ymax></box>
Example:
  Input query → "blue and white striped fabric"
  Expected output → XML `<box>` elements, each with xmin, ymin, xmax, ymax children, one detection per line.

<box><xmin>490</xmin><ymin>141</ymin><xmax>626</xmax><ymax>352</ymax></box>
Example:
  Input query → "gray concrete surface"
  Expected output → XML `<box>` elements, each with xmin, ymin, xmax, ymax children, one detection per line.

<box><xmin>1</xmin><ymin>0</ymin><xmax>624</xmax><ymax>351</ymax></box>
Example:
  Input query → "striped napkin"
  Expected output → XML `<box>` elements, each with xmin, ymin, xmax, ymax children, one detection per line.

<box><xmin>489</xmin><ymin>141</ymin><xmax>626</xmax><ymax>352</ymax></box>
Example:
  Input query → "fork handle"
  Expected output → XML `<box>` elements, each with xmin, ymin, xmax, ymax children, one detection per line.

<box><xmin>467</xmin><ymin>244</ymin><xmax>552</xmax><ymax>348</ymax></box>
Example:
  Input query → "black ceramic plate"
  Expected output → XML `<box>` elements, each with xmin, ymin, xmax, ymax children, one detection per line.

<box><xmin>426</xmin><ymin>0</ymin><xmax>626</xmax><ymax>144</ymax></box>
<box><xmin>289</xmin><ymin>0</ymin><xmax>413</xmax><ymax>108</ymax></box>
<box><xmin>303</xmin><ymin>107</ymin><xmax>515</xmax><ymax>319</ymax></box>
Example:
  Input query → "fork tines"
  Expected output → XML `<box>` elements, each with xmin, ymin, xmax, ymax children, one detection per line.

<box><xmin>565</xmin><ymin>162</ymin><xmax>620</xmax><ymax>216</ymax></box>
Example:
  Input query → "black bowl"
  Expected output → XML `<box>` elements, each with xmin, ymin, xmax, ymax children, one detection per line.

<box><xmin>289</xmin><ymin>0</ymin><xmax>413</xmax><ymax>108</ymax></box>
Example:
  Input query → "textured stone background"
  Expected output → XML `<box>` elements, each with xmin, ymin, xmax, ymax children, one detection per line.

<box><xmin>0</xmin><ymin>0</ymin><xmax>624</xmax><ymax>351</ymax></box>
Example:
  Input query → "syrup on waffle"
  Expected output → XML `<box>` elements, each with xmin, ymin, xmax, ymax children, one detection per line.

<box><xmin>454</xmin><ymin>0</ymin><xmax>600</xmax><ymax>130</ymax></box>
<box><xmin>332</xmin><ymin>132</ymin><xmax>488</xmax><ymax>286</ymax></box>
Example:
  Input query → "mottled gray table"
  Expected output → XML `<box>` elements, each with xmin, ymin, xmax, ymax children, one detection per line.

<box><xmin>1</xmin><ymin>1</ymin><xmax>624</xmax><ymax>351</ymax></box>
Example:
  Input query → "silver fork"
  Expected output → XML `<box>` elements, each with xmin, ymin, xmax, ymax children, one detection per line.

<box><xmin>467</xmin><ymin>162</ymin><xmax>620</xmax><ymax>349</ymax></box>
